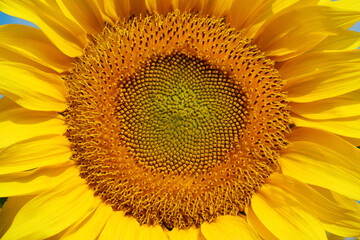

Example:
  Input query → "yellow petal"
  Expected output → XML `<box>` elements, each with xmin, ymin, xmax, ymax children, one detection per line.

<box><xmin>246</xmin><ymin>206</ymin><xmax>278</xmax><ymax>240</ymax></box>
<box><xmin>137</xmin><ymin>224</ymin><xmax>168</xmax><ymax>240</ymax></box>
<box><xmin>249</xmin><ymin>183</ymin><xmax>327</xmax><ymax>240</ymax></box>
<box><xmin>0</xmin><ymin>162</ymin><xmax>75</xmax><ymax>197</ymax></box>
<box><xmin>280</xmin><ymin>131</ymin><xmax>360</xmax><ymax>199</ymax></box>
<box><xmin>61</xmin><ymin>201</ymin><xmax>112</xmax><ymax>240</ymax></box>
<box><xmin>0</xmin><ymin>45</ymin><xmax>55</xmax><ymax>74</ymax></box>
<box><xmin>227</xmin><ymin>0</ymin><xmax>274</xmax><ymax>39</ymax></box>
<box><xmin>0</xmin><ymin>24</ymin><xmax>73</xmax><ymax>73</ymax></box>
<box><xmin>145</xmin><ymin>0</ymin><xmax>174</xmax><ymax>14</ymax></box>
<box><xmin>312</xmin><ymin>30</ymin><xmax>360</xmax><ymax>51</ymax></box>
<box><xmin>340</xmin><ymin>135</ymin><xmax>360</xmax><ymax>147</ymax></box>
<box><xmin>0</xmin><ymin>195</ymin><xmax>34</xmax><ymax>237</ymax></box>
<box><xmin>313</xmin><ymin>186</ymin><xmax>360</xmax><ymax>214</ymax></box>
<box><xmin>282</xmin><ymin>66</ymin><xmax>360</xmax><ymax>101</ymax></box>
<box><xmin>255</xmin><ymin>6</ymin><xmax>333</xmax><ymax>60</ymax></box>
<box><xmin>201</xmin><ymin>0</ymin><xmax>233</xmax><ymax>18</ymax></box>
<box><xmin>320</xmin><ymin>0</ymin><xmax>360</xmax><ymax>12</ymax></box>
<box><xmin>228</xmin><ymin>0</ymin><xmax>318</xmax><ymax>39</ymax></box>
<box><xmin>0</xmin><ymin>0</ymin><xmax>86</xmax><ymax>57</ymax></box>
<box><xmin>268</xmin><ymin>174</ymin><xmax>360</xmax><ymax>237</ymax></box>
<box><xmin>291</xmin><ymin>113</ymin><xmax>360</xmax><ymax>139</ymax></box>
<box><xmin>0</xmin><ymin>135</ymin><xmax>71</xmax><ymax>174</ymax></box>
<box><xmin>201</xmin><ymin>215</ymin><xmax>260</xmax><ymax>240</ymax></box>
<box><xmin>0</xmin><ymin>98</ymin><xmax>66</xmax><ymax>148</ymax></box>
<box><xmin>167</xmin><ymin>227</ymin><xmax>199</xmax><ymax>240</ymax></box>
<box><xmin>201</xmin><ymin>221</ymin><xmax>228</xmax><ymax>240</ymax></box>
<box><xmin>98</xmin><ymin>212</ymin><xmax>141</xmax><ymax>240</ymax></box>
<box><xmin>326</xmin><ymin>7</ymin><xmax>360</xmax><ymax>30</ymax></box>
<box><xmin>254</xmin><ymin>6</ymin><xmax>360</xmax><ymax>61</ymax></box>
<box><xmin>280</xmin><ymin>51</ymin><xmax>360</xmax><ymax>102</ymax></box>
<box><xmin>327</xmin><ymin>233</ymin><xmax>347</xmax><ymax>240</ymax></box>
<box><xmin>286</xmin><ymin>127</ymin><xmax>360</xmax><ymax>161</ymax></box>
<box><xmin>290</xmin><ymin>90</ymin><xmax>360</xmax><ymax>119</ymax></box>
<box><xmin>0</xmin><ymin>63</ymin><xmax>68</xmax><ymax>112</ymax></box>
<box><xmin>97</xmin><ymin>211</ymin><xmax>124</xmax><ymax>240</ymax></box>
<box><xmin>272</xmin><ymin>0</ymin><xmax>317</xmax><ymax>14</ymax></box>
<box><xmin>98</xmin><ymin>0</ymin><xmax>131</xmax><ymax>23</ymax></box>
<box><xmin>56</xmin><ymin>0</ymin><xmax>104</xmax><ymax>35</ymax></box>
<box><xmin>1</xmin><ymin>177</ymin><xmax>97</xmax><ymax>240</ymax></box>
<box><xmin>280</xmin><ymin>51</ymin><xmax>360</xmax><ymax>89</ymax></box>
<box><xmin>170</xmin><ymin>0</ymin><xmax>203</xmax><ymax>12</ymax></box>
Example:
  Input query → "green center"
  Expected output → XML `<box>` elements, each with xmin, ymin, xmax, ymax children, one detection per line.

<box><xmin>117</xmin><ymin>53</ymin><xmax>248</xmax><ymax>175</ymax></box>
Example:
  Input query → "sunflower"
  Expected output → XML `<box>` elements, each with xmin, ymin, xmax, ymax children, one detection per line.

<box><xmin>0</xmin><ymin>0</ymin><xmax>360</xmax><ymax>239</ymax></box>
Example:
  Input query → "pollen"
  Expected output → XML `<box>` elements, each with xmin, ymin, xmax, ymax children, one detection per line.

<box><xmin>63</xmin><ymin>11</ymin><xmax>291</xmax><ymax>229</ymax></box>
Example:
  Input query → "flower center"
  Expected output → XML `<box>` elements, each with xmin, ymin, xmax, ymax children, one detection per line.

<box><xmin>64</xmin><ymin>11</ymin><xmax>291</xmax><ymax>229</ymax></box>
<box><xmin>118</xmin><ymin>52</ymin><xmax>248</xmax><ymax>175</ymax></box>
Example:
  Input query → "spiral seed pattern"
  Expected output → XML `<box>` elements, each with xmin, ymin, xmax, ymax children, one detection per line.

<box><xmin>118</xmin><ymin>52</ymin><xmax>248</xmax><ymax>175</ymax></box>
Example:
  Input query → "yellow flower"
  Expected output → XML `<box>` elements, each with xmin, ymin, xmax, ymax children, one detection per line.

<box><xmin>0</xmin><ymin>0</ymin><xmax>360</xmax><ymax>239</ymax></box>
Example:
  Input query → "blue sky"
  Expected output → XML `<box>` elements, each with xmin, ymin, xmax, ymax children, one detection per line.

<box><xmin>351</xmin><ymin>21</ymin><xmax>360</xmax><ymax>32</ymax></box>
<box><xmin>0</xmin><ymin>11</ymin><xmax>38</xmax><ymax>27</ymax></box>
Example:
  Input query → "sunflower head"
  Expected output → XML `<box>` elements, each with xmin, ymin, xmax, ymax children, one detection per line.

<box><xmin>0</xmin><ymin>0</ymin><xmax>360</xmax><ymax>239</ymax></box>
<box><xmin>63</xmin><ymin>10</ymin><xmax>291</xmax><ymax>229</ymax></box>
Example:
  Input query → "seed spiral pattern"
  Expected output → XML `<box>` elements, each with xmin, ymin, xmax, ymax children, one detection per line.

<box><xmin>118</xmin><ymin>52</ymin><xmax>248</xmax><ymax>175</ymax></box>
<box><xmin>64</xmin><ymin>11</ymin><xmax>291</xmax><ymax>229</ymax></box>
